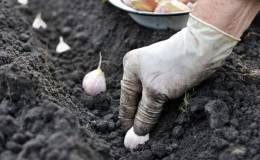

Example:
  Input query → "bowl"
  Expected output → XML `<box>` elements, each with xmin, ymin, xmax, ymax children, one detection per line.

<box><xmin>108</xmin><ymin>0</ymin><xmax>191</xmax><ymax>30</ymax></box>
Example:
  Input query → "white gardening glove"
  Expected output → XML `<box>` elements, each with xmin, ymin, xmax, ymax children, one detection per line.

<box><xmin>120</xmin><ymin>14</ymin><xmax>240</xmax><ymax>150</ymax></box>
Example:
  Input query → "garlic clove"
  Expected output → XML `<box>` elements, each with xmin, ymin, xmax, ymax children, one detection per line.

<box><xmin>131</xmin><ymin>0</ymin><xmax>157</xmax><ymax>12</ymax></box>
<box><xmin>187</xmin><ymin>2</ymin><xmax>194</xmax><ymax>9</ymax></box>
<box><xmin>82</xmin><ymin>53</ymin><xmax>107</xmax><ymax>96</ymax></box>
<box><xmin>178</xmin><ymin>0</ymin><xmax>189</xmax><ymax>5</ymax></box>
<box><xmin>82</xmin><ymin>69</ymin><xmax>106</xmax><ymax>96</ymax></box>
<box><xmin>18</xmin><ymin>0</ymin><xmax>28</xmax><ymax>5</ymax></box>
<box><xmin>122</xmin><ymin>0</ymin><xmax>132</xmax><ymax>7</ymax></box>
<box><xmin>32</xmin><ymin>12</ymin><xmax>47</xmax><ymax>29</ymax></box>
<box><xmin>56</xmin><ymin>36</ymin><xmax>71</xmax><ymax>53</ymax></box>
<box><xmin>155</xmin><ymin>0</ymin><xmax>191</xmax><ymax>13</ymax></box>
<box><xmin>124</xmin><ymin>127</ymin><xmax>149</xmax><ymax>150</ymax></box>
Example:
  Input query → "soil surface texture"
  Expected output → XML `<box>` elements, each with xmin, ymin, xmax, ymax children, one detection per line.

<box><xmin>0</xmin><ymin>0</ymin><xmax>260</xmax><ymax>160</ymax></box>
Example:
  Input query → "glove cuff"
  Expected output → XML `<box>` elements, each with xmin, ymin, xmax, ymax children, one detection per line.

<box><xmin>189</xmin><ymin>14</ymin><xmax>241</xmax><ymax>41</ymax></box>
<box><xmin>183</xmin><ymin>14</ymin><xmax>239</xmax><ymax>64</ymax></box>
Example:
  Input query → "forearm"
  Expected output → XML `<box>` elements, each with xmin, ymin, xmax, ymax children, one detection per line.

<box><xmin>192</xmin><ymin>0</ymin><xmax>260</xmax><ymax>38</ymax></box>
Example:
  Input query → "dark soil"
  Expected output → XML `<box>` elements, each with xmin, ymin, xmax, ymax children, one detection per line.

<box><xmin>0</xmin><ymin>0</ymin><xmax>259</xmax><ymax>159</ymax></box>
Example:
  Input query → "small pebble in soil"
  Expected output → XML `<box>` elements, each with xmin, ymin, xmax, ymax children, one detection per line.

<box><xmin>230</xmin><ymin>119</ymin><xmax>239</xmax><ymax>127</ymax></box>
<box><xmin>0</xmin><ymin>151</ymin><xmax>15</xmax><ymax>160</ymax></box>
<box><xmin>239</xmin><ymin>135</ymin><xmax>249</xmax><ymax>143</ymax></box>
<box><xmin>204</xmin><ymin>100</ymin><xmax>230</xmax><ymax>129</ymax></box>
<box><xmin>108</xmin><ymin>131</ymin><xmax>118</xmax><ymax>140</ymax></box>
<box><xmin>140</xmin><ymin>150</ymin><xmax>154</xmax><ymax>160</ymax></box>
<box><xmin>6</xmin><ymin>141</ymin><xmax>22</xmax><ymax>153</ymax></box>
<box><xmin>151</xmin><ymin>142</ymin><xmax>168</xmax><ymax>158</ymax></box>
<box><xmin>210</xmin><ymin>137</ymin><xmax>228</xmax><ymax>150</ymax></box>
<box><xmin>19</xmin><ymin>33</ymin><xmax>30</xmax><ymax>42</ymax></box>
<box><xmin>175</xmin><ymin>114</ymin><xmax>189</xmax><ymax>125</ymax></box>
<box><xmin>0</xmin><ymin>132</ymin><xmax>5</xmax><ymax>144</ymax></box>
<box><xmin>75</xmin><ymin>32</ymin><xmax>88</xmax><ymax>41</ymax></box>
<box><xmin>112</xmin><ymin>137</ymin><xmax>124</xmax><ymax>147</ymax></box>
<box><xmin>171</xmin><ymin>141</ymin><xmax>179</xmax><ymax>149</ymax></box>
<box><xmin>22</xmin><ymin>43</ymin><xmax>31</xmax><ymax>52</ymax></box>
<box><xmin>222</xmin><ymin>127</ymin><xmax>239</xmax><ymax>141</ymax></box>
<box><xmin>0</xmin><ymin>116</ymin><xmax>18</xmax><ymax>137</ymax></box>
<box><xmin>116</xmin><ymin>120</ymin><xmax>121</xmax><ymax>128</ymax></box>
<box><xmin>61</xmin><ymin>27</ymin><xmax>72</xmax><ymax>36</ymax></box>
<box><xmin>107</xmin><ymin>121</ymin><xmax>116</xmax><ymax>131</ymax></box>
<box><xmin>172</xmin><ymin>126</ymin><xmax>185</xmax><ymax>138</ymax></box>
<box><xmin>11</xmin><ymin>133</ymin><xmax>28</xmax><ymax>144</ymax></box>
<box><xmin>96</xmin><ymin>121</ymin><xmax>108</xmax><ymax>132</ymax></box>
<box><xmin>190</xmin><ymin>104</ymin><xmax>206</xmax><ymax>119</ymax></box>
<box><xmin>232</xmin><ymin>147</ymin><xmax>246</xmax><ymax>156</ymax></box>
<box><xmin>93</xmin><ymin>94</ymin><xmax>110</xmax><ymax>112</ymax></box>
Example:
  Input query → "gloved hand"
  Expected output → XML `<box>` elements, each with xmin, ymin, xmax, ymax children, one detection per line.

<box><xmin>120</xmin><ymin>0</ymin><xmax>260</xmax><ymax>150</ymax></box>
<box><xmin>120</xmin><ymin>14</ymin><xmax>239</xmax><ymax>150</ymax></box>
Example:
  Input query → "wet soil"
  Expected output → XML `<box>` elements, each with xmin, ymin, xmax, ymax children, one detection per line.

<box><xmin>0</xmin><ymin>0</ymin><xmax>259</xmax><ymax>160</ymax></box>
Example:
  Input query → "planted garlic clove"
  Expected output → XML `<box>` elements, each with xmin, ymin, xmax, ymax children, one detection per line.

<box><xmin>82</xmin><ymin>53</ymin><xmax>107</xmax><ymax>96</ymax></box>
<box><xmin>131</xmin><ymin>0</ymin><xmax>157</xmax><ymax>12</ymax></box>
<box><xmin>155</xmin><ymin>0</ymin><xmax>191</xmax><ymax>13</ymax></box>
<box><xmin>56</xmin><ymin>36</ymin><xmax>71</xmax><ymax>53</ymax></box>
<box><xmin>124</xmin><ymin>127</ymin><xmax>149</xmax><ymax>150</ymax></box>
<box><xmin>32</xmin><ymin>12</ymin><xmax>47</xmax><ymax>29</ymax></box>
<box><xmin>18</xmin><ymin>0</ymin><xmax>28</xmax><ymax>5</ymax></box>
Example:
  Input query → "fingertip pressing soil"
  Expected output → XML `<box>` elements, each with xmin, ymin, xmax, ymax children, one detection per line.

<box><xmin>0</xmin><ymin>0</ymin><xmax>259</xmax><ymax>160</ymax></box>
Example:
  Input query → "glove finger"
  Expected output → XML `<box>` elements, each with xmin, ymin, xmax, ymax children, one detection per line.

<box><xmin>133</xmin><ymin>89</ymin><xmax>168</xmax><ymax>136</ymax></box>
<box><xmin>119</xmin><ymin>51</ymin><xmax>142</xmax><ymax>132</ymax></box>
<box><xmin>120</xmin><ymin>80</ymin><xmax>141</xmax><ymax>131</ymax></box>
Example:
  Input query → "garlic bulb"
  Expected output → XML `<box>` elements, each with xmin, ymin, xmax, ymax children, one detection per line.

<box><xmin>18</xmin><ymin>0</ymin><xmax>28</xmax><ymax>5</ymax></box>
<box><xmin>82</xmin><ymin>53</ymin><xmax>107</xmax><ymax>96</ymax></box>
<box><xmin>124</xmin><ymin>127</ymin><xmax>149</xmax><ymax>150</ymax></box>
<box><xmin>56</xmin><ymin>36</ymin><xmax>71</xmax><ymax>53</ymax></box>
<box><xmin>32</xmin><ymin>13</ymin><xmax>47</xmax><ymax>29</ymax></box>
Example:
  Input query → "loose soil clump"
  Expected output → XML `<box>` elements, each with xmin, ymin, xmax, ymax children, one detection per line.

<box><xmin>0</xmin><ymin>0</ymin><xmax>259</xmax><ymax>160</ymax></box>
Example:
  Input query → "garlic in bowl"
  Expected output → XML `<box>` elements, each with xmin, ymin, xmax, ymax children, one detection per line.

<box><xmin>108</xmin><ymin>0</ymin><xmax>193</xmax><ymax>30</ymax></box>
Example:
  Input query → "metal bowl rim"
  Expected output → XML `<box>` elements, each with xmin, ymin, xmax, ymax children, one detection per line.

<box><xmin>108</xmin><ymin>0</ymin><xmax>191</xmax><ymax>16</ymax></box>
